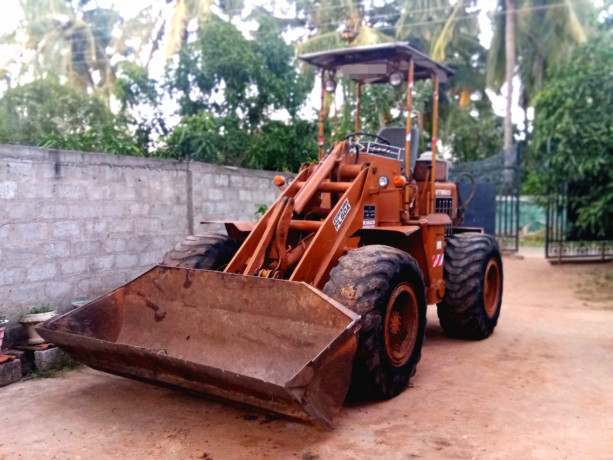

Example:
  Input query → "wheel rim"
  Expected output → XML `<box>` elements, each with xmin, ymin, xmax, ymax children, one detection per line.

<box><xmin>483</xmin><ymin>258</ymin><xmax>502</xmax><ymax>318</ymax></box>
<box><xmin>384</xmin><ymin>283</ymin><xmax>420</xmax><ymax>367</ymax></box>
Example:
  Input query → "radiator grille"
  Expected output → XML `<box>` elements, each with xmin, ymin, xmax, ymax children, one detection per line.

<box><xmin>435</xmin><ymin>197</ymin><xmax>453</xmax><ymax>236</ymax></box>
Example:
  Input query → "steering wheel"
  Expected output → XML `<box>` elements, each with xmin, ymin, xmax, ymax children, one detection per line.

<box><xmin>344</xmin><ymin>132</ymin><xmax>391</xmax><ymax>145</ymax></box>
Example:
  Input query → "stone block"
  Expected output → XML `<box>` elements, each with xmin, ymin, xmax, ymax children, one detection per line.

<box><xmin>0</xmin><ymin>359</ymin><xmax>21</xmax><ymax>386</ymax></box>
<box><xmin>34</xmin><ymin>347</ymin><xmax>75</xmax><ymax>372</ymax></box>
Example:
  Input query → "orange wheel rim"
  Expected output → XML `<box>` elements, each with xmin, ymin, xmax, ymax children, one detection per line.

<box><xmin>384</xmin><ymin>283</ymin><xmax>419</xmax><ymax>367</ymax></box>
<box><xmin>483</xmin><ymin>258</ymin><xmax>502</xmax><ymax>318</ymax></box>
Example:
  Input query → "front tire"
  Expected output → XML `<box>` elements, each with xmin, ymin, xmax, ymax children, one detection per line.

<box><xmin>323</xmin><ymin>245</ymin><xmax>427</xmax><ymax>399</ymax></box>
<box><xmin>437</xmin><ymin>233</ymin><xmax>503</xmax><ymax>340</ymax></box>
<box><xmin>162</xmin><ymin>233</ymin><xmax>239</xmax><ymax>270</ymax></box>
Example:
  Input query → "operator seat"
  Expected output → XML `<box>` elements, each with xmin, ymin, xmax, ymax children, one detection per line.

<box><xmin>377</xmin><ymin>126</ymin><xmax>420</xmax><ymax>173</ymax></box>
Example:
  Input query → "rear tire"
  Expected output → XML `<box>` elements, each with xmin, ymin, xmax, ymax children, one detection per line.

<box><xmin>323</xmin><ymin>245</ymin><xmax>427</xmax><ymax>399</ymax></box>
<box><xmin>162</xmin><ymin>233</ymin><xmax>239</xmax><ymax>270</ymax></box>
<box><xmin>437</xmin><ymin>233</ymin><xmax>503</xmax><ymax>340</ymax></box>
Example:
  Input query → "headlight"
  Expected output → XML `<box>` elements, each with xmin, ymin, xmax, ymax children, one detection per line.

<box><xmin>378</xmin><ymin>176</ymin><xmax>389</xmax><ymax>188</ymax></box>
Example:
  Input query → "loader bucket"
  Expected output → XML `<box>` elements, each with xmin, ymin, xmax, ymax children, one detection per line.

<box><xmin>36</xmin><ymin>266</ymin><xmax>360</xmax><ymax>428</ymax></box>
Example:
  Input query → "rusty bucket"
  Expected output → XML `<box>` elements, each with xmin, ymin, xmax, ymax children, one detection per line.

<box><xmin>36</xmin><ymin>266</ymin><xmax>360</xmax><ymax>428</ymax></box>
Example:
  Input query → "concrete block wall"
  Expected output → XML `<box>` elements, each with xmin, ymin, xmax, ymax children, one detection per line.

<box><xmin>0</xmin><ymin>145</ymin><xmax>279</xmax><ymax>340</ymax></box>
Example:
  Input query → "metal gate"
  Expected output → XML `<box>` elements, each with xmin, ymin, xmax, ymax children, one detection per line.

<box><xmin>449</xmin><ymin>144</ymin><xmax>521</xmax><ymax>252</ymax></box>
<box><xmin>545</xmin><ymin>183</ymin><xmax>613</xmax><ymax>261</ymax></box>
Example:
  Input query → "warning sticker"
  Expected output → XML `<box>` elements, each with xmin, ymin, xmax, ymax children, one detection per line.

<box><xmin>363</xmin><ymin>205</ymin><xmax>376</xmax><ymax>228</ymax></box>
<box><xmin>333</xmin><ymin>199</ymin><xmax>351</xmax><ymax>231</ymax></box>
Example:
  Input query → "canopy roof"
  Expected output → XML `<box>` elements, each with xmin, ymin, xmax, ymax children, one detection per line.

<box><xmin>298</xmin><ymin>42</ymin><xmax>454</xmax><ymax>84</ymax></box>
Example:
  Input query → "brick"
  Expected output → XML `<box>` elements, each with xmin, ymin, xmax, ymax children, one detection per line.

<box><xmin>116</xmin><ymin>254</ymin><xmax>138</xmax><ymax>268</ymax></box>
<box><xmin>0</xmin><ymin>181</ymin><xmax>17</xmax><ymax>199</ymax></box>
<box><xmin>0</xmin><ymin>359</ymin><xmax>21</xmax><ymax>386</ymax></box>
<box><xmin>27</xmin><ymin>262</ymin><xmax>57</xmax><ymax>282</ymax></box>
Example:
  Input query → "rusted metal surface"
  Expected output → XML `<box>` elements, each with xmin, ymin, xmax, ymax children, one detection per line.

<box><xmin>37</xmin><ymin>267</ymin><xmax>360</xmax><ymax>429</ymax></box>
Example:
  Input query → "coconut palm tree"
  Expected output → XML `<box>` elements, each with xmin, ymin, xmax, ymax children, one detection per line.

<box><xmin>487</xmin><ymin>0</ymin><xmax>590</xmax><ymax>146</ymax></box>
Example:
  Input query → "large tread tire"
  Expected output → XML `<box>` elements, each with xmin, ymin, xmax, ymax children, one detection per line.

<box><xmin>437</xmin><ymin>233</ymin><xmax>503</xmax><ymax>340</ymax></box>
<box><xmin>162</xmin><ymin>233</ymin><xmax>239</xmax><ymax>270</ymax></box>
<box><xmin>323</xmin><ymin>245</ymin><xmax>427</xmax><ymax>399</ymax></box>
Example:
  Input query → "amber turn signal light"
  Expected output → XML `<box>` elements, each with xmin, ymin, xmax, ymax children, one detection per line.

<box><xmin>273</xmin><ymin>176</ymin><xmax>286</xmax><ymax>186</ymax></box>
<box><xmin>393</xmin><ymin>175</ymin><xmax>407</xmax><ymax>187</ymax></box>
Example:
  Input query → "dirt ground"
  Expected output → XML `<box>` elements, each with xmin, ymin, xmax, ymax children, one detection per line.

<box><xmin>1</xmin><ymin>252</ymin><xmax>612</xmax><ymax>460</ymax></box>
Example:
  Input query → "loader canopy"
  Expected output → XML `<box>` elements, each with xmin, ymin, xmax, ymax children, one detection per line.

<box><xmin>298</xmin><ymin>42</ymin><xmax>454</xmax><ymax>84</ymax></box>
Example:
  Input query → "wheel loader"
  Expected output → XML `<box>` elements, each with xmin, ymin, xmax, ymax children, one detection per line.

<box><xmin>37</xmin><ymin>43</ymin><xmax>503</xmax><ymax>429</ymax></box>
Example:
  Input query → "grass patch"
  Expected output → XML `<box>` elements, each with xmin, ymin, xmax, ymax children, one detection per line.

<box><xmin>519</xmin><ymin>229</ymin><xmax>546</xmax><ymax>247</ymax></box>
<box><xmin>575</xmin><ymin>264</ymin><xmax>613</xmax><ymax>304</ymax></box>
<box><xmin>31</xmin><ymin>361</ymin><xmax>84</xmax><ymax>379</ymax></box>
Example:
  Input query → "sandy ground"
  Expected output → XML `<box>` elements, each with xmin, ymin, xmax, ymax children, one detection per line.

<box><xmin>1</xmin><ymin>252</ymin><xmax>612</xmax><ymax>460</ymax></box>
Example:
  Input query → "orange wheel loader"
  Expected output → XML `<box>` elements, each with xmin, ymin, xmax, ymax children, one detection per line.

<box><xmin>37</xmin><ymin>43</ymin><xmax>503</xmax><ymax>429</ymax></box>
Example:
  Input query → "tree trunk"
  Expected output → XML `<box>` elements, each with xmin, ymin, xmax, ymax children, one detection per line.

<box><xmin>504</xmin><ymin>0</ymin><xmax>515</xmax><ymax>148</ymax></box>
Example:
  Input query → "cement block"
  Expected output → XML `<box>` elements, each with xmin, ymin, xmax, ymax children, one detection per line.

<box><xmin>0</xmin><ymin>267</ymin><xmax>25</xmax><ymax>286</ymax></box>
<box><xmin>33</xmin><ymin>347</ymin><xmax>75</xmax><ymax>372</ymax></box>
<box><xmin>0</xmin><ymin>181</ymin><xmax>17</xmax><ymax>199</ymax></box>
<box><xmin>0</xmin><ymin>359</ymin><xmax>22</xmax><ymax>386</ymax></box>
<box><xmin>27</xmin><ymin>262</ymin><xmax>57</xmax><ymax>282</ymax></box>
<box><xmin>5</xmin><ymin>349</ymin><xmax>34</xmax><ymax>375</ymax></box>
